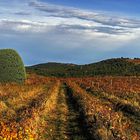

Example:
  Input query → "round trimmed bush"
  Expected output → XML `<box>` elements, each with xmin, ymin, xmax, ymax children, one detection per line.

<box><xmin>0</xmin><ymin>49</ymin><xmax>26</xmax><ymax>83</ymax></box>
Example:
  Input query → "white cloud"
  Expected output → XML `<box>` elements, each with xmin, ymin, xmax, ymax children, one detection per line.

<box><xmin>0</xmin><ymin>0</ymin><xmax>140</xmax><ymax>64</ymax></box>
<box><xmin>29</xmin><ymin>1</ymin><xmax>140</xmax><ymax>28</ymax></box>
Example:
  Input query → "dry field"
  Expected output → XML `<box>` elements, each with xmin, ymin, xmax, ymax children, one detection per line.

<box><xmin>0</xmin><ymin>75</ymin><xmax>140</xmax><ymax>140</ymax></box>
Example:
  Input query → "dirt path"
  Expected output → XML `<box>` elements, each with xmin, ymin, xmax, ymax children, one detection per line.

<box><xmin>66</xmin><ymin>86</ymin><xmax>88</xmax><ymax>140</ymax></box>
<box><xmin>0</xmin><ymin>81</ymin><xmax>90</xmax><ymax>139</ymax></box>
<box><xmin>41</xmin><ymin>83</ymin><xmax>88</xmax><ymax>140</ymax></box>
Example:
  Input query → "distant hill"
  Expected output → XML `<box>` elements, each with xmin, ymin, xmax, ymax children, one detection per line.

<box><xmin>126</xmin><ymin>58</ymin><xmax>140</xmax><ymax>65</ymax></box>
<box><xmin>26</xmin><ymin>58</ymin><xmax>140</xmax><ymax>77</ymax></box>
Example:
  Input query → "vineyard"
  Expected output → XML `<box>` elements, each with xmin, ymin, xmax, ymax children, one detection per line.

<box><xmin>0</xmin><ymin>75</ymin><xmax>140</xmax><ymax>139</ymax></box>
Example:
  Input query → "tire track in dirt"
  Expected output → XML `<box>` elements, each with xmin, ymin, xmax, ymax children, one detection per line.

<box><xmin>41</xmin><ymin>83</ymin><xmax>88</xmax><ymax>140</ymax></box>
<box><xmin>65</xmin><ymin>84</ymin><xmax>90</xmax><ymax>140</ymax></box>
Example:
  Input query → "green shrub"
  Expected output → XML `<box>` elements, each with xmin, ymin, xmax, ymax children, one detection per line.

<box><xmin>0</xmin><ymin>49</ymin><xmax>26</xmax><ymax>83</ymax></box>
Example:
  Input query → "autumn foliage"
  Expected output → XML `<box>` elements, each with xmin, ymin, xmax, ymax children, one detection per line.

<box><xmin>0</xmin><ymin>75</ymin><xmax>139</xmax><ymax>139</ymax></box>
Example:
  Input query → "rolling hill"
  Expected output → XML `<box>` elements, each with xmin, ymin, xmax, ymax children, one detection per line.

<box><xmin>26</xmin><ymin>58</ymin><xmax>140</xmax><ymax>77</ymax></box>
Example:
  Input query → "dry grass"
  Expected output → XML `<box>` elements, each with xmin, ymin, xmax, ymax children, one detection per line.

<box><xmin>66</xmin><ymin>80</ymin><xmax>140</xmax><ymax>140</ymax></box>
<box><xmin>0</xmin><ymin>75</ymin><xmax>139</xmax><ymax>139</ymax></box>
<box><xmin>0</xmin><ymin>74</ymin><xmax>58</xmax><ymax>139</ymax></box>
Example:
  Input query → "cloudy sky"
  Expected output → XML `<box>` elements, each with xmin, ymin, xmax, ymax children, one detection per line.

<box><xmin>0</xmin><ymin>0</ymin><xmax>140</xmax><ymax>65</ymax></box>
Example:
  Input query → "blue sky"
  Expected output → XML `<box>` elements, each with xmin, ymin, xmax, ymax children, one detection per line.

<box><xmin>40</xmin><ymin>0</ymin><xmax>140</xmax><ymax>17</ymax></box>
<box><xmin>0</xmin><ymin>0</ymin><xmax>140</xmax><ymax>65</ymax></box>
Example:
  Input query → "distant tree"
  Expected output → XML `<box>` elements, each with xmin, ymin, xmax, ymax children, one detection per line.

<box><xmin>0</xmin><ymin>49</ymin><xmax>26</xmax><ymax>83</ymax></box>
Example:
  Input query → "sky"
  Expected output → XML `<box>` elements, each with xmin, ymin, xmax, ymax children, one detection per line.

<box><xmin>0</xmin><ymin>0</ymin><xmax>140</xmax><ymax>65</ymax></box>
